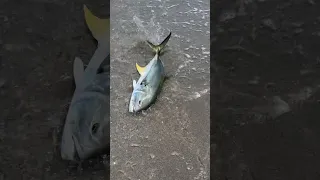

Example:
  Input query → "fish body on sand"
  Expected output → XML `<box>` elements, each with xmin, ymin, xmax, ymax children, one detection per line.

<box><xmin>60</xmin><ymin>5</ymin><xmax>110</xmax><ymax>161</ymax></box>
<box><xmin>129</xmin><ymin>32</ymin><xmax>171</xmax><ymax>113</ymax></box>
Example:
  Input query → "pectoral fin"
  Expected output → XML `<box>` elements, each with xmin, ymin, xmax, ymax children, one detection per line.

<box><xmin>136</xmin><ymin>63</ymin><xmax>146</xmax><ymax>75</ymax></box>
<box><xmin>73</xmin><ymin>57</ymin><xmax>84</xmax><ymax>86</ymax></box>
<box><xmin>132</xmin><ymin>80</ymin><xmax>137</xmax><ymax>88</ymax></box>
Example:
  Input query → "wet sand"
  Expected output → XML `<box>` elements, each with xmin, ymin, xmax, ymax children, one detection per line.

<box><xmin>110</xmin><ymin>0</ymin><xmax>210</xmax><ymax>179</ymax></box>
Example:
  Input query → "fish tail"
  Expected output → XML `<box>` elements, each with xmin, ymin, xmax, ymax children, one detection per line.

<box><xmin>83</xmin><ymin>5</ymin><xmax>110</xmax><ymax>73</ymax></box>
<box><xmin>83</xmin><ymin>5</ymin><xmax>109</xmax><ymax>48</ymax></box>
<box><xmin>146</xmin><ymin>32</ymin><xmax>171</xmax><ymax>55</ymax></box>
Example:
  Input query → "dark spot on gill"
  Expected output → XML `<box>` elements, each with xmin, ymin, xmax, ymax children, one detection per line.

<box><xmin>140</xmin><ymin>81</ymin><xmax>147</xmax><ymax>87</ymax></box>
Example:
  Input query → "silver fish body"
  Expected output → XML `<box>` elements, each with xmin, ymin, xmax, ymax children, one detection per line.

<box><xmin>129</xmin><ymin>55</ymin><xmax>165</xmax><ymax>112</ymax></box>
<box><xmin>129</xmin><ymin>32</ymin><xmax>171</xmax><ymax>113</ymax></box>
<box><xmin>61</xmin><ymin>67</ymin><xmax>110</xmax><ymax>160</ymax></box>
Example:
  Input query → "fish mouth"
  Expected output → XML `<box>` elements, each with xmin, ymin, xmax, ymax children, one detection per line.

<box><xmin>60</xmin><ymin>135</ymin><xmax>80</xmax><ymax>161</ymax></box>
<box><xmin>71</xmin><ymin>136</ymin><xmax>81</xmax><ymax>160</ymax></box>
<box><xmin>128</xmin><ymin>103</ymin><xmax>134</xmax><ymax>113</ymax></box>
<box><xmin>72</xmin><ymin>135</ymin><xmax>108</xmax><ymax>160</ymax></box>
<box><xmin>130</xmin><ymin>105</ymin><xmax>143</xmax><ymax>114</ymax></box>
<box><xmin>129</xmin><ymin>90</ymin><xmax>145</xmax><ymax>113</ymax></box>
<box><xmin>72</xmin><ymin>135</ymin><xmax>94</xmax><ymax>160</ymax></box>
<box><xmin>61</xmin><ymin>123</ymin><xmax>108</xmax><ymax>161</ymax></box>
<box><xmin>61</xmin><ymin>135</ymin><xmax>106</xmax><ymax>161</ymax></box>
<box><xmin>129</xmin><ymin>104</ymin><xmax>139</xmax><ymax>113</ymax></box>
<box><xmin>129</xmin><ymin>107</ymin><xmax>138</xmax><ymax>113</ymax></box>
<box><xmin>128</xmin><ymin>95</ymin><xmax>136</xmax><ymax>113</ymax></box>
<box><xmin>129</xmin><ymin>103</ymin><xmax>140</xmax><ymax>113</ymax></box>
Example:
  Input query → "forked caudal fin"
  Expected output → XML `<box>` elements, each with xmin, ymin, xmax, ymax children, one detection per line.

<box><xmin>135</xmin><ymin>32</ymin><xmax>172</xmax><ymax>76</ymax></box>
<box><xmin>146</xmin><ymin>32</ymin><xmax>171</xmax><ymax>55</ymax></box>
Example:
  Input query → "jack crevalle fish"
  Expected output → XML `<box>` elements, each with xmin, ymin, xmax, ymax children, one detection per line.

<box><xmin>60</xmin><ymin>5</ymin><xmax>110</xmax><ymax>161</ymax></box>
<box><xmin>129</xmin><ymin>32</ymin><xmax>172</xmax><ymax>113</ymax></box>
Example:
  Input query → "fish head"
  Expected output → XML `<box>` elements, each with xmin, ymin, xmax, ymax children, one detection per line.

<box><xmin>129</xmin><ymin>85</ymin><xmax>152</xmax><ymax>113</ymax></box>
<box><xmin>61</xmin><ymin>97</ymin><xmax>109</xmax><ymax>161</ymax></box>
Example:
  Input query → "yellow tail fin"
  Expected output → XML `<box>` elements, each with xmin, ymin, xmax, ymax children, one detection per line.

<box><xmin>83</xmin><ymin>5</ymin><xmax>109</xmax><ymax>46</ymax></box>
<box><xmin>146</xmin><ymin>32</ymin><xmax>171</xmax><ymax>54</ymax></box>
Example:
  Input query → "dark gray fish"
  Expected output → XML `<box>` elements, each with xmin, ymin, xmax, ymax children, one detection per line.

<box><xmin>60</xmin><ymin>5</ymin><xmax>110</xmax><ymax>161</ymax></box>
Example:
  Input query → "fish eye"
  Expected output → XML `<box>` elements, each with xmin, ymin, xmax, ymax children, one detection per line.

<box><xmin>91</xmin><ymin>123</ymin><xmax>100</xmax><ymax>134</ymax></box>
<box><xmin>138</xmin><ymin>100</ymin><xmax>141</xmax><ymax>104</ymax></box>
<box><xmin>140</xmin><ymin>82</ymin><xmax>147</xmax><ymax>86</ymax></box>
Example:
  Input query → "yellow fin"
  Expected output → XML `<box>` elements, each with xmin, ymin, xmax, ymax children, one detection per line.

<box><xmin>136</xmin><ymin>63</ymin><xmax>146</xmax><ymax>75</ymax></box>
<box><xmin>83</xmin><ymin>5</ymin><xmax>109</xmax><ymax>44</ymax></box>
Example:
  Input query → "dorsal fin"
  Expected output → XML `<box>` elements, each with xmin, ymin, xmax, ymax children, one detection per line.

<box><xmin>132</xmin><ymin>80</ymin><xmax>137</xmax><ymax>88</ymax></box>
<box><xmin>83</xmin><ymin>5</ymin><xmax>109</xmax><ymax>46</ymax></box>
<box><xmin>82</xmin><ymin>5</ymin><xmax>110</xmax><ymax>76</ymax></box>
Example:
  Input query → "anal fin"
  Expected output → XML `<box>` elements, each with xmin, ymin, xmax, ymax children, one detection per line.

<box><xmin>132</xmin><ymin>80</ymin><xmax>137</xmax><ymax>88</ymax></box>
